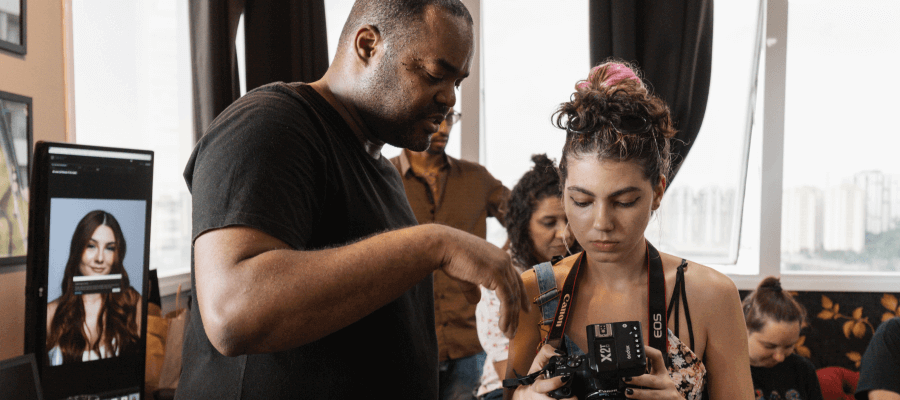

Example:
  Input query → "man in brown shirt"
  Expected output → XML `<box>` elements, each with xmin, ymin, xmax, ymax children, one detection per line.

<box><xmin>391</xmin><ymin>111</ymin><xmax>509</xmax><ymax>400</ymax></box>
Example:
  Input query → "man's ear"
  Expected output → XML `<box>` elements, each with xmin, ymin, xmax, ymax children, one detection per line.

<box><xmin>652</xmin><ymin>175</ymin><xmax>666</xmax><ymax>211</ymax></box>
<box><xmin>354</xmin><ymin>25</ymin><xmax>381</xmax><ymax>63</ymax></box>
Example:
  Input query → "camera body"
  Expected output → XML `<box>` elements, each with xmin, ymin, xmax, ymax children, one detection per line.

<box><xmin>544</xmin><ymin>321</ymin><xmax>647</xmax><ymax>399</ymax></box>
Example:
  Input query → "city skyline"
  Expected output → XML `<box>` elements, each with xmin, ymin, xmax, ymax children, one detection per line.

<box><xmin>782</xmin><ymin>169</ymin><xmax>900</xmax><ymax>256</ymax></box>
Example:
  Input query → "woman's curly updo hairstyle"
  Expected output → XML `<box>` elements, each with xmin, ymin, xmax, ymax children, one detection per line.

<box><xmin>507</xmin><ymin>154</ymin><xmax>562</xmax><ymax>269</ymax></box>
<box><xmin>553</xmin><ymin>60</ymin><xmax>677</xmax><ymax>188</ymax></box>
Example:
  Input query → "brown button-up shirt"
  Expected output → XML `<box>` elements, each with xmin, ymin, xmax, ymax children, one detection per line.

<box><xmin>391</xmin><ymin>150</ymin><xmax>510</xmax><ymax>362</ymax></box>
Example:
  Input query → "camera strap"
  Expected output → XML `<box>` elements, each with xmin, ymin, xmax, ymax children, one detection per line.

<box><xmin>541</xmin><ymin>252</ymin><xmax>585</xmax><ymax>349</ymax></box>
<box><xmin>647</xmin><ymin>242</ymin><xmax>669</xmax><ymax>366</ymax></box>
<box><xmin>540</xmin><ymin>240</ymin><xmax>669</xmax><ymax>365</ymax></box>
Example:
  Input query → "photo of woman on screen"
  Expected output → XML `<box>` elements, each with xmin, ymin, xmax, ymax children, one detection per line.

<box><xmin>45</xmin><ymin>210</ymin><xmax>142</xmax><ymax>366</ymax></box>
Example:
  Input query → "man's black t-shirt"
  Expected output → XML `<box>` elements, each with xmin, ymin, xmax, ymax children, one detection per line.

<box><xmin>751</xmin><ymin>354</ymin><xmax>824</xmax><ymax>400</ymax></box>
<box><xmin>178</xmin><ymin>82</ymin><xmax>438</xmax><ymax>399</ymax></box>
<box><xmin>856</xmin><ymin>317</ymin><xmax>900</xmax><ymax>400</ymax></box>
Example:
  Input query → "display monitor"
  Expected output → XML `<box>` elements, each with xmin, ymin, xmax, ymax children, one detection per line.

<box><xmin>25</xmin><ymin>142</ymin><xmax>152</xmax><ymax>400</ymax></box>
<box><xmin>0</xmin><ymin>354</ymin><xmax>44</xmax><ymax>400</ymax></box>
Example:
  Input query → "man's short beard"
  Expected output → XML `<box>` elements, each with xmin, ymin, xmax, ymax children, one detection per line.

<box><xmin>402</xmin><ymin>132</ymin><xmax>431</xmax><ymax>152</ymax></box>
<box><xmin>357</xmin><ymin>51</ymin><xmax>430</xmax><ymax>151</ymax></box>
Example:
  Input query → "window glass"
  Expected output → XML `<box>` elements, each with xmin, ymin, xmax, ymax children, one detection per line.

<box><xmin>644</xmin><ymin>1</ymin><xmax>763</xmax><ymax>269</ymax></box>
<box><xmin>481</xmin><ymin>1</ymin><xmax>761</xmax><ymax>262</ymax></box>
<box><xmin>781</xmin><ymin>0</ymin><xmax>900</xmax><ymax>273</ymax></box>
<box><xmin>72</xmin><ymin>0</ymin><xmax>194</xmax><ymax>276</ymax></box>
<box><xmin>482</xmin><ymin>2</ymin><xmax>587</xmax><ymax>187</ymax></box>
<box><xmin>481</xmin><ymin>1</ymin><xmax>589</xmax><ymax>245</ymax></box>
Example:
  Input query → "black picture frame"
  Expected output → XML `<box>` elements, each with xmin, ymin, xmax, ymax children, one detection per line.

<box><xmin>0</xmin><ymin>90</ymin><xmax>32</xmax><ymax>266</ymax></box>
<box><xmin>0</xmin><ymin>0</ymin><xmax>26</xmax><ymax>55</ymax></box>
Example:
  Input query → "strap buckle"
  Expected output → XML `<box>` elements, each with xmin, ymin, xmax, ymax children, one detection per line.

<box><xmin>532</xmin><ymin>287</ymin><xmax>559</xmax><ymax>306</ymax></box>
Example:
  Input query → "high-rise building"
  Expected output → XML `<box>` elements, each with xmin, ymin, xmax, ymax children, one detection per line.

<box><xmin>889</xmin><ymin>174</ymin><xmax>900</xmax><ymax>230</ymax></box>
<box><xmin>650</xmin><ymin>185</ymin><xmax>734</xmax><ymax>258</ymax></box>
<box><xmin>823</xmin><ymin>183</ymin><xmax>865</xmax><ymax>253</ymax></box>
<box><xmin>781</xmin><ymin>186</ymin><xmax>822</xmax><ymax>254</ymax></box>
<box><xmin>653</xmin><ymin>186</ymin><xmax>695</xmax><ymax>249</ymax></box>
<box><xmin>696</xmin><ymin>186</ymin><xmax>735</xmax><ymax>248</ymax></box>
<box><xmin>854</xmin><ymin>170</ymin><xmax>892</xmax><ymax>234</ymax></box>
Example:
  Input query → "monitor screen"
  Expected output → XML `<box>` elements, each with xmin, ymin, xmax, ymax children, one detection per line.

<box><xmin>0</xmin><ymin>354</ymin><xmax>44</xmax><ymax>400</ymax></box>
<box><xmin>26</xmin><ymin>142</ymin><xmax>152</xmax><ymax>400</ymax></box>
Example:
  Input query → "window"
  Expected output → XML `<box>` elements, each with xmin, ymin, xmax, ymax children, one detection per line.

<box><xmin>71</xmin><ymin>0</ymin><xmax>194</xmax><ymax>277</ymax></box>
<box><xmin>482</xmin><ymin>2</ymin><xmax>586</xmax><ymax>189</ymax></box>
<box><xmin>481</xmin><ymin>1</ymin><xmax>589</xmax><ymax>245</ymax></box>
<box><xmin>481</xmin><ymin>2</ymin><xmax>763</xmax><ymax>259</ymax></box>
<box><xmin>641</xmin><ymin>1</ymin><xmax>763</xmax><ymax>270</ymax></box>
<box><xmin>780</xmin><ymin>0</ymin><xmax>900</xmax><ymax>274</ymax></box>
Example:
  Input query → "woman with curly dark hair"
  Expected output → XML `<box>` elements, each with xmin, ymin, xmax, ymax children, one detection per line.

<box><xmin>507</xmin><ymin>154</ymin><xmax>576</xmax><ymax>270</ymax></box>
<box><xmin>476</xmin><ymin>154</ymin><xmax>576</xmax><ymax>400</ymax></box>
<box><xmin>506</xmin><ymin>61</ymin><xmax>753</xmax><ymax>400</ymax></box>
<box><xmin>46</xmin><ymin>210</ymin><xmax>142</xmax><ymax>366</ymax></box>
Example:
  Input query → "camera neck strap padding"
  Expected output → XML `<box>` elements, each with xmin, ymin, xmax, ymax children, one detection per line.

<box><xmin>539</xmin><ymin>241</ymin><xmax>669</xmax><ymax>364</ymax></box>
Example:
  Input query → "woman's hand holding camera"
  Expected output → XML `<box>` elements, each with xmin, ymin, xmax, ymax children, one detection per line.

<box><xmin>623</xmin><ymin>346</ymin><xmax>684</xmax><ymax>400</ymax></box>
<box><xmin>512</xmin><ymin>344</ymin><xmax>576</xmax><ymax>400</ymax></box>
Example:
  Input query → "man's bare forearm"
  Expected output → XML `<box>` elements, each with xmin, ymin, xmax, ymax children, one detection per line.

<box><xmin>870</xmin><ymin>390</ymin><xmax>900</xmax><ymax>400</ymax></box>
<box><xmin>195</xmin><ymin>223</ymin><xmax>454</xmax><ymax>356</ymax></box>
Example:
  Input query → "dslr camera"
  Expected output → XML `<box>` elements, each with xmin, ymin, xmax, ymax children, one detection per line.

<box><xmin>544</xmin><ymin>321</ymin><xmax>647</xmax><ymax>399</ymax></box>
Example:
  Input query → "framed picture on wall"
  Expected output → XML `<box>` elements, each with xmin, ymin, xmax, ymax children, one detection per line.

<box><xmin>0</xmin><ymin>90</ymin><xmax>31</xmax><ymax>265</ymax></box>
<box><xmin>0</xmin><ymin>0</ymin><xmax>26</xmax><ymax>55</ymax></box>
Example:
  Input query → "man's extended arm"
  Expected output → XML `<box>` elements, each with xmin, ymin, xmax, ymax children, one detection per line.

<box><xmin>869</xmin><ymin>390</ymin><xmax>900</xmax><ymax>400</ymax></box>
<box><xmin>194</xmin><ymin>223</ymin><xmax>527</xmax><ymax>356</ymax></box>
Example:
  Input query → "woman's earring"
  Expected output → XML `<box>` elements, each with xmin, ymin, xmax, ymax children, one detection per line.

<box><xmin>563</xmin><ymin>222</ymin><xmax>573</xmax><ymax>255</ymax></box>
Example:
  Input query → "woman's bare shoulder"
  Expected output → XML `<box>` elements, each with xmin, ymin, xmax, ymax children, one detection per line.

<box><xmin>520</xmin><ymin>254</ymin><xmax>579</xmax><ymax>294</ymax></box>
<box><xmin>520</xmin><ymin>267</ymin><xmax>539</xmax><ymax>294</ymax></box>
<box><xmin>551</xmin><ymin>253</ymin><xmax>580</xmax><ymax>284</ymax></box>
<box><xmin>663</xmin><ymin>253</ymin><xmax>739</xmax><ymax>302</ymax></box>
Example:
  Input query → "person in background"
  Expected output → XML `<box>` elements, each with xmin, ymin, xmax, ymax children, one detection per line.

<box><xmin>475</xmin><ymin>154</ymin><xmax>575</xmax><ymax>400</ymax></box>
<box><xmin>506</xmin><ymin>61</ymin><xmax>753</xmax><ymax>400</ymax></box>
<box><xmin>855</xmin><ymin>317</ymin><xmax>900</xmax><ymax>400</ymax></box>
<box><xmin>743</xmin><ymin>276</ymin><xmax>823</xmax><ymax>400</ymax></box>
<box><xmin>391</xmin><ymin>110</ymin><xmax>510</xmax><ymax>400</ymax></box>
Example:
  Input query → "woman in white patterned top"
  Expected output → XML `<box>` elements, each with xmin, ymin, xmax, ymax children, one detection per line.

<box><xmin>476</xmin><ymin>154</ymin><xmax>575</xmax><ymax>400</ymax></box>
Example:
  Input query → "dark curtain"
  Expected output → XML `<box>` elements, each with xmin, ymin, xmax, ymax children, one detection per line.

<box><xmin>589</xmin><ymin>0</ymin><xmax>713</xmax><ymax>185</ymax></box>
<box><xmin>189</xmin><ymin>0</ymin><xmax>329</xmax><ymax>142</ymax></box>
